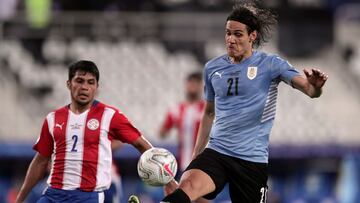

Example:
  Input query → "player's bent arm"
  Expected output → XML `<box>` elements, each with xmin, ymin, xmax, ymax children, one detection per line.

<box><xmin>192</xmin><ymin>101</ymin><xmax>215</xmax><ymax>159</ymax></box>
<box><xmin>131</xmin><ymin>135</ymin><xmax>153</xmax><ymax>154</ymax></box>
<box><xmin>291</xmin><ymin>76</ymin><xmax>321</xmax><ymax>98</ymax></box>
<box><xmin>111</xmin><ymin>140</ymin><xmax>123</xmax><ymax>151</ymax></box>
<box><xmin>16</xmin><ymin>153</ymin><xmax>50</xmax><ymax>203</ymax></box>
<box><xmin>291</xmin><ymin>68</ymin><xmax>328</xmax><ymax>98</ymax></box>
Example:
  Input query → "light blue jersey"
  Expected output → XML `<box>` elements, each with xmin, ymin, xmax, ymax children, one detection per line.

<box><xmin>204</xmin><ymin>51</ymin><xmax>300</xmax><ymax>163</ymax></box>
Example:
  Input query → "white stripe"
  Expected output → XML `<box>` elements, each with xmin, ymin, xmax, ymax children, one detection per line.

<box><xmin>47</xmin><ymin>112</ymin><xmax>55</xmax><ymax>136</ymax></box>
<box><xmin>181</xmin><ymin>105</ymin><xmax>197</xmax><ymax>171</ymax></box>
<box><xmin>263</xmin><ymin>96</ymin><xmax>277</xmax><ymax>109</ymax></box>
<box><xmin>263</xmin><ymin>99</ymin><xmax>277</xmax><ymax>111</ymax></box>
<box><xmin>266</xmin><ymin>94</ymin><xmax>278</xmax><ymax>102</ymax></box>
<box><xmin>46</xmin><ymin>112</ymin><xmax>55</xmax><ymax>186</ymax></box>
<box><xmin>262</xmin><ymin>106</ymin><xmax>276</xmax><ymax>121</ymax></box>
<box><xmin>98</xmin><ymin>191</ymin><xmax>104</xmax><ymax>203</ymax></box>
<box><xmin>267</xmin><ymin>90</ymin><xmax>278</xmax><ymax>98</ymax></box>
<box><xmin>264</xmin><ymin>97</ymin><xmax>277</xmax><ymax>112</ymax></box>
<box><xmin>262</xmin><ymin>111</ymin><xmax>276</xmax><ymax>121</ymax></box>
<box><xmin>261</xmin><ymin>115</ymin><xmax>275</xmax><ymax>123</ymax></box>
<box><xmin>96</xmin><ymin>107</ymin><xmax>115</xmax><ymax>191</ymax></box>
<box><xmin>261</xmin><ymin>81</ymin><xmax>279</xmax><ymax>122</ymax></box>
<box><xmin>269</xmin><ymin>84</ymin><xmax>277</xmax><ymax>88</ymax></box>
<box><xmin>262</xmin><ymin>107</ymin><xmax>276</xmax><ymax>118</ymax></box>
<box><xmin>62</xmin><ymin>110</ymin><xmax>88</xmax><ymax>190</ymax></box>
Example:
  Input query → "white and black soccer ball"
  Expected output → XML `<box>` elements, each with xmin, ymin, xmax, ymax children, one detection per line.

<box><xmin>137</xmin><ymin>147</ymin><xmax>178</xmax><ymax>186</ymax></box>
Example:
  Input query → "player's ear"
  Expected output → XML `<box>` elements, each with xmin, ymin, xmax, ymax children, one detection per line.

<box><xmin>249</xmin><ymin>30</ymin><xmax>257</xmax><ymax>43</ymax></box>
<box><xmin>66</xmin><ymin>80</ymin><xmax>71</xmax><ymax>89</ymax></box>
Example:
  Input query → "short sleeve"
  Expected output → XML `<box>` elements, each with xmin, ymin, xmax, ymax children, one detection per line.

<box><xmin>161</xmin><ymin>109</ymin><xmax>175</xmax><ymax>132</ymax></box>
<box><xmin>204</xmin><ymin>64</ymin><xmax>215</xmax><ymax>101</ymax></box>
<box><xmin>109</xmin><ymin>111</ymin><xmax>141</xmax><ymax>144</ymax></box>
<box><xmin>270</xmin><ymin>56</ymin><xmax>300</xmax><ymax>85</ymax></box>
<box><xmin>33</xmin><ymin>118</ymin><xmax>54</xmax><ymax>157</ymax></box>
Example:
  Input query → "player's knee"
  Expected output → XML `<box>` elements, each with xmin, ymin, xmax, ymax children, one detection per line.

<box><xmin>179</xmin><ymin>178</ymin><xmax>200</xmax><ymax>194</ymax></box>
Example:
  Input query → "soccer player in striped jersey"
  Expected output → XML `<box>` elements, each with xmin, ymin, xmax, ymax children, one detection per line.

<box><xmin>15</xmin><ymin>60</ymin><xmax>153</xmax><ymax>203</ymax></box>
<box><xmin>159</xmin><ymin>72</ymin><xmax>205</xmax><ymax>173</ymax></box>
<box><xmin>161</xmin><ymin>2</ymin><xmax>329</xmax><ymax>203</ymax></box>
<box><xmin>159</xmin><ymin>72</ymin><xmax>208</xmax><ymax>203</ymax></box>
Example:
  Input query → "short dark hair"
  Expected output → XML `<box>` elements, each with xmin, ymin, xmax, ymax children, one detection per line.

<box><xmin>68</xmin><ymin>60</ymin><xmax>100</xmax><ymax>82</ymax></box>
<box><xmin>226</xmin><ymin>1</ymin><xmax>277</xmax><ymax>48</ymax></box>
<box><xmin>187</xmin><ymin>72</ymin><xmax>202</xmax><ymax>82</ymax></box>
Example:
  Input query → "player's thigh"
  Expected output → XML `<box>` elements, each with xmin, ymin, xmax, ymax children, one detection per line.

<box><xmin>181</xmin><ymin>148</ymin><xmax>228</xmax><ymax>200</ymax></box>
<box><xmin>179</xmin><ymin>169</ymin><xmax>216</xmax><ymax>200</ymax></box>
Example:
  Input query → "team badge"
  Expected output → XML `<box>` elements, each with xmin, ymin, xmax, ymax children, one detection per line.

<box><xmin>87</xmin><ymin>119</ymin><xmax>99</xmax><ymax>130</ymax></box>
<box><xmin>247</xmin><ymin>66</ymin><xmax>258</xmax><ymax>80</ymax></box>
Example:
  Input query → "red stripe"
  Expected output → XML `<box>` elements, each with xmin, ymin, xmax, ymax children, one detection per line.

<box><xmin>80</xmin><ymin>104</ymin><xmax>104</xmax><ymax>191</ymax></box>
<box><xmin>50</xmin><ymin>107</ymin><xmax>69</xmax><ymax>189</ymax></box>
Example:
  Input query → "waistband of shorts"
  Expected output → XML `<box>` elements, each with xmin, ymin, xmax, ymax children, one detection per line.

<box><xmin>48</xmin><ymin>186</ymin><xmax>104</xmax><ymax>193</ymax></box>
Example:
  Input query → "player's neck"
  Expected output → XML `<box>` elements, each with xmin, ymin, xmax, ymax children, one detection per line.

<box><xmin>230</xmin><ymin>50</ymin><xmax>253</xmax><ymax>64</ymax></box>
<box><xmin>69</xmin><ymin>101</ymin><xmax>92</xmax><ymax>114</ymax></box>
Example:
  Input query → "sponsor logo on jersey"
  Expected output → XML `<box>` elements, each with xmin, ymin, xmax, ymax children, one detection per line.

<box><xmin>87</xmin><ymin>119</ymin><xmax>99</xmax><ymax>130</ymax></box>
<box><xmin>55</xmin><ymin>122</ymin><xmax>64</xmax><ymax>130</ymax></box>
<box><xmin>71</xmin><ymin>123</ymin><xmax>82</xmax><ymax>130</ymax></box>
<box><xmin>214</xmin><ymin>71</ymin><xmax>224</xmax><ymax>78</ymax></box>
<box><xmin>247</xmin><ymin>66</ymin><xmax>257</xmax><ymax>80</ymax></box>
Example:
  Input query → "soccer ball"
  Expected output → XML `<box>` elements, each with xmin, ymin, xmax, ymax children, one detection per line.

<box><xmin>137</xmin><ymin>147</ymin><xmax>178</xmax><ymax>186</ymax></box>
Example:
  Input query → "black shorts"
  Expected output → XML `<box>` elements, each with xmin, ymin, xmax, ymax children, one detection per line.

<box><xmin>185</xmin><ymin>148</ymin><xmax>268</xmax><ymax>203</ymax></box>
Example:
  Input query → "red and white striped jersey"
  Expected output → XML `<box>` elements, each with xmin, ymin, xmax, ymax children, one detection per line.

<box><xmin>161</xmin><ymin>100</ymin><xmax>205</xmax><ymax>171</ymax></box>
<box><xmin>33</xmin><ymin>101</ymin><xmax>141</xmax><ymax>192</ymax></box>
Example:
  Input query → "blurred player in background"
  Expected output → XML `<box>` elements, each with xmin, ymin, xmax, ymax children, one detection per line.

<box><xmin>158</xmin><ymin>72</ymin><xmax>208</xmax><ymax>203</ymax></box>
<box><xmin>15</xmin><ymin>60</ymin><xmax>153</xmax><ymax>203</ymax></box>
<box><xmin>159</xmin><ymin>72</ymin><xmax>205</xmax><ymax>173</ymax></box>
<box><xmin>160</xmin><ymin>2</ymin><xmax>329</xmax><ymax>203</ymax></box>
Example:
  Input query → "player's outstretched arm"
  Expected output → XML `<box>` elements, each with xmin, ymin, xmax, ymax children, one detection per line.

<box><xmin>16</xmin><ymin>153</ymin><xmax>50</xmax><ymax>203</ymax></box>
<box><xmin>292</xmin><ymin>68</ymin><xmax>329</xmax><ymax>98</ymax></box>
<box><xmin>192</xmin><ymin>101</ymin><xmax>215</xmax><ymax>159</ymax></box>
<box><xmin>131</xmin><ymin>135</ymin><xmax>153</xmax><ymax>154</ymax></box>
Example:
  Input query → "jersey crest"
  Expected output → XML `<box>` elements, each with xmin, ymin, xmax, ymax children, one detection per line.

<box><xmin>87</xmin><ymin>118</ymin><xmax>99</xmax><ymax>130</ymax></box>
<box><xmin>247</xmin><ymin>66</ymin><xmax>258</xmax><ymax>80</ymax></box>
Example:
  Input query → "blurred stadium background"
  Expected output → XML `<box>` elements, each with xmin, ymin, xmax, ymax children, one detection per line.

<box><xmin>1</xmin><ymin>0</ymin><xmax>360</xmax><ymax>202</ymax></box>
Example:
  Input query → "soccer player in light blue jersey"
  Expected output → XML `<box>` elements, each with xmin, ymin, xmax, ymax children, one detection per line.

<box><xmin>159</xmin><ymin>2</ymin><xmax>328</xmax><ymax>203</ymax></box>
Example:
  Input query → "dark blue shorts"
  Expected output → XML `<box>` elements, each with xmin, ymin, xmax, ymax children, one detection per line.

<box><xmin>37</xmin><ymin>187</ymin><xmax>104</xmax><ymax>203</ymax></box>
<box><xmin>186</xmin><ymin>148</ymin><xmax>268</xmax><ymax>203</ymax></box>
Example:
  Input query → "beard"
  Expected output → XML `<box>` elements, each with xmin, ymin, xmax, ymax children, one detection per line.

<box><xmin>75</xmin><ymin>97</ymin><xmax>92</xmax><ymax>107</ymax></box>
<box><xmin>186</xmin><ymin>92</ymin><xmax>200</xmax><ymax>102</ymax></box>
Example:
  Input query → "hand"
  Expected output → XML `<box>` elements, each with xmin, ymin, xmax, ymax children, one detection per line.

<box><xmin>303</xmin><ymin>68</ymin><xmax>328</xmax><ymax>89</ymax></box>
<box><xmin>164</xmin><ymin>179</ymin><xmax>179</xmax><ymax>195</ymax></box>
